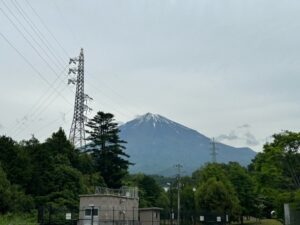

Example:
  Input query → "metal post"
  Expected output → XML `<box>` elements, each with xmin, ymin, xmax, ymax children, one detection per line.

<box><xmin>38</xmin><ymin>205</ymin><xmax>44</xmax><ymax>225</ymax></box>
<box><xmin>133</xmin><ymin>207</ymin><xmax>135</xmax><ymax>225</ymax></box>
<box><xmin>113</xmin><ymin>207</ymin><xmax>115</xmax><ymax>225</ymax></box>
<box><xmin>48</xmin><ymin>205</ymin><xmax>52</xmax><ymax>225</ymax></box>
<box><xmin>91</xmin><ymin>205</ymin><xmax>94</xmax><ymax>225</ymax></box>
<box><xmin>170</xmin><ymin>185</ymin><xmax>173</xmax><ymax>225</ymax></box>
<box><xmin>152</xmin><ymin>210</ymin><xmax>154</xmax><ymax>225</ymax></box>
<box><xmin>175</xmin><ymin>164</ymin><xmax>182</xmax><ymax>225</ymax></box>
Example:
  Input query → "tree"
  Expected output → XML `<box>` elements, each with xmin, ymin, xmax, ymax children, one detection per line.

<box><xmin>26</xmin><ymin>128</ymin><xmax>86</xmax><ymax>208</ymax></box>
<box><xmin>195</xmin><ymin>177</ymin><xmax>240</xmax><ymax>215</ymax></box>
<box><xmin>86</xmin><ymin>111</ymin><xmax>132</xmax><ymax>188</ymax></box>
<box><xmin>225</xmin><ymin>162</ymin><xmax>256</xmax><ymax>224</ymax></box>
<box><xmin>0</xmin><ymin>165</ymin><xmax>34</xmax><ymax>213</ymax></box>
<box><xmin>0</xmin><ymin>135</ymin><xmax>33</xmax><ymax>189</ymax></box>
<box><xmin>124</xmin><ymin>174</ymin><xmax>166</xmax><ymax>208</ymax></box>
<box><xmin>249</xmin><ymin>131</ymin><xmax>300</xmax><ymax>219</ymax></box>
<box><xmin>193</xmin><ymin>163</ymin><xmax>241</xmax><ymax>218</ymax></box>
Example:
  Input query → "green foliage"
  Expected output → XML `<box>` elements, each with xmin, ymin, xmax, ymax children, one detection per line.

<box><xmin>86</xmin><ymin>111</ymin><xmax>132</xmax><ymax>188</ymax></box>
<box><xmin>0</xmin><ymin>165</ymin><xmax>34</xmax><ymax>213</ymax></box>
<box><xmin>249</xmin><ymin>131</ymin><xmax>300</xmax><ymax>219</ymax></box>
<box><xmin>195</xmin><ymin>177</ymin><xmax>239</xmax><ymax>214</ymax></box>
<box><xmin>125</xmin><ymin>174</ymin><xmax>166</xmax><ymax>208</ymax></box>
<box><xmin>0</xmin><ymin>213</ymin><xmax>37</xmax><ymax>225</ymax></box>
<box><xmin>225</xmin><ymin>162</ymin><xmax>257</xmax><ymax>217</ymax></box>
<box><xmin>0</xmin><ymin>128</ymin><xmax>99</xmax><ymax>214</ymax></box>
<box><xmin>180</xmin><ymin>184</ymin><xmax>196</xmax><ymax>213</ymax></box>
<box><xmin>193</xmin><ymin>164</ymin><xmax>241</xmax><ymax>216</ymax></box>
<box><xmin>2</xmin><ymin>125</ymin><xmax>300</xmax><ymax>223</ymax></box>
<box><xmin>0</xmin><ymin>164</ymin><xmax>12</xmax><ymax>213</ymax></box>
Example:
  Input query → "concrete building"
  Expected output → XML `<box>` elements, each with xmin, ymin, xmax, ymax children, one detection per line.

<box><xmin>78</xmin><ymin>187</ymin><xmax>139</xmax><ymax>225</ymax></box>
<box><xmin>139</xmin><ymin>208</ymin><xmax>162</xmax><ymax>225</ymax></box>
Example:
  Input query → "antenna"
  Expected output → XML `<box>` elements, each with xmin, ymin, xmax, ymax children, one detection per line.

<box><xmin>68</xmin><ymin>48</ymin><xmax>92</xmax><ymax>149</ymax></box>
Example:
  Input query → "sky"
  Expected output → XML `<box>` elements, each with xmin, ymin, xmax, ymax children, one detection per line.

<box><xmin>1</xmin><ymin>0</ymin><xmax>300</xmax><ymax>152</ymax></box>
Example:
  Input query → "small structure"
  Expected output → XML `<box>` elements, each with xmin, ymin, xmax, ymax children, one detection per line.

<box><xmin>284</xmin><ymin>203</ymin><xmax>300</xmax><ymax>225</ymax></box>
<box><xmin>139</xmin><ymin>208</ymin><xmax>162</xmax><ymax>225</ymax></box>
<box><xmin>78</xmin><ymin>187</ymin><xmax>139</xmax><ymax>225</ymax></box>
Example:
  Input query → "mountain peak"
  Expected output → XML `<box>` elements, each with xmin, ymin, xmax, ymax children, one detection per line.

<box><xmin>120</xmin><ymin>113</ymin><xmax>256</xmax><ymax>175</ymax></box>
<box><xmin>121</xmin><ymin>112</ymin><xmax>199</xmax><ymax>137</ymax></box>
<box><xmin>137</xmin><ymin>113</ymin><xmax>164</xmax><ymax>121</ymax></box>
<box><xmin>132</xmin><ymin>113</ymin><xmax>177</xmax><ymax>128</ymax></box>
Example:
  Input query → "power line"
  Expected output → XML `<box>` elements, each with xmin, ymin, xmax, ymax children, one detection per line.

<box><xmin>0</xmin><ymin>31</ymin><xmax>71</xmax><ymax>137</ymax></box>
<box><xmin>0</xmin><ymin>31</ymin><xmax>61</xmax><ymax>96</ymax></box>
<box><xmin>0</xmin><ymin>1</ymin><xmax>76</xmax><ymax>136</ymax></box>
<box><xmin>87</xmin><ymin>73</ymin><xmax>147</xmax><ymax>115</ymax></box>
<box><xmin>20</xmin><ymin>109</ymin><xmax>73</xmax><ymax>141</ymax></box>
<box><xmin>11</xmin><ymin>0</ymin><xmax>66</xmax><ymax>64</ymax></box>
<box><xmin>24</xmin><ymin>0</ymin><xmax>70</xmax><ymax>57</ymax></box>
<box><xmin>11</xmin><ymin>68</ymin><xmax>70</xmax><ymax>137</ymax></box>
<box><xmin>1</xmin><ymin>1</ymin><xmax>62</xmax><ymax>72</ymax></box>
<box><xmin>0</xmin><ymin>2</ymin><xmax>70</xmax><ymax>91</ymax></box>
<box><xmin>23</xmin><ymin>0</ymin><xmax>146</xmax><ymax>119</ymax></box>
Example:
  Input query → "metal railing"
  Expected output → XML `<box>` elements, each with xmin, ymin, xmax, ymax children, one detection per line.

<box><xmin>95</xmin><ymin>187</ymin><xmax>139</xmax><ymax>199</ymax></box>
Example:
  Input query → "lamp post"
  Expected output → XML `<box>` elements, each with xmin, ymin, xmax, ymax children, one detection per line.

<box><xmin>192</xmin><ymin>187</ymin><xmax>196</xmax><ymax>225</ymax></box>
<box><xmin>177</xmin><ymin>180</ymin><xmax>180</xmax><ymax>225</ymax></box>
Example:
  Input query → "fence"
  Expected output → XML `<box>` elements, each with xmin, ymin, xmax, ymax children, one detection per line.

<box><xmin>95</xmin><ymin>187</ymin><xmax>139</xmax><ymax>199</ymax></box>
<box><xmin>160</xmin><ymin>210</ymin><xmax>229</xmax><ymax>225</ymax></box>
<box><xmin>37</xmin><ymin>206</ymin><xmax>229</xmax><ymax>225</ymax></box>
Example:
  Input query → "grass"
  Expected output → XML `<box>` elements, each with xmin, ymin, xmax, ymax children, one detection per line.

<box><xmin>0</xmin><ymin>213</ymin><xmax>37</xmax><ymax>225</ymax></box>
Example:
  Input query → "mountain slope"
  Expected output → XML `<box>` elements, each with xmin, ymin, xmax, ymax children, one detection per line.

<box><xmin>120</xmin><ymin>113</ymin><xmax>256</xmax><ymax>176</ymax></box>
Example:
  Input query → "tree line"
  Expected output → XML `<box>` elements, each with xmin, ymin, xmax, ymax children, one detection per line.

<box><xmin>0</xmin><ymin>111</ymin><xmax>166</xmax><ymax>215</ymax></box>
<box><xmin>1</xmin><ymin>111</ymin><xmax>300</xmax><ymax>224</ymax></box>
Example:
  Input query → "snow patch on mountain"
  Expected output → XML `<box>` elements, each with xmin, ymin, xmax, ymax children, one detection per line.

<box><xmin>126</xmin><ymin>113</ymin><xmax>193</xmax><ymax>133</ymax></box>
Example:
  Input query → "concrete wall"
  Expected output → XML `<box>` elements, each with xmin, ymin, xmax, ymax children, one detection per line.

<box><xmin>139</xmin><ymin>209</ymin><xmax>161</xmax><ymax>225</ymax></box>
<box><xmin>79</xmin><ymin>194</ymin><xmax>139</xmax><ymax>225</ymax></box>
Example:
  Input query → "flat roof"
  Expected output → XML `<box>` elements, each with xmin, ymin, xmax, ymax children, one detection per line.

<box><xmin>139</xmin><ymin>207</ymin><xmax>163</xmax><ymax>211</ymax></box>
<box><xmin>79</xmin><ymin>194</ymin><xmax>138</xmax><ymax>199</ymax></box>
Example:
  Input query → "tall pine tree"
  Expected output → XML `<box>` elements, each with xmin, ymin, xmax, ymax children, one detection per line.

<box><xmin>86</xmin><ymin>111</ymin><xmax>131</xmax><ymax>188</ymax></box>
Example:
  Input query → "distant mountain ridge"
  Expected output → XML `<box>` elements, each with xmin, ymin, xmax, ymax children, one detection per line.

<box><xmin>119</xmin><ymin>113</ymin><xmax>256</xmax><ymax>176</ymax></box>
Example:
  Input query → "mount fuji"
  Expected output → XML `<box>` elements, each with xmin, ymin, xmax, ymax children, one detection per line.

<box><xmin>119</xmin><ymin>113</ymin><xmax>256</xmax><ymax>176</ymax></box>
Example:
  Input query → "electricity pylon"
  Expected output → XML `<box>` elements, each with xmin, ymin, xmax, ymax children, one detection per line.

<box><xmin>68</xmin><ymin>48</ymin><xmax>92</xmax><ymax>149</ymax></box>
<box><xmin>210</xmin><ymin>137</ymin><xmax>217</xmax><ymax>163</ymax></box>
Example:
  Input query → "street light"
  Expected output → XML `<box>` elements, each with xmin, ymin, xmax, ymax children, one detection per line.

<box><xmin>192</xmin><ymin>187</ymin><xmax>196</xmax><ymax>225</ymax></box>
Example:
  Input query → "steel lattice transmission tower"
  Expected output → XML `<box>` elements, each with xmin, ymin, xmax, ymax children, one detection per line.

<box><xmin>210</xmin><ymin>137</ymin><xmax>217</xmax><ymax>163</ymax></box>
<box><xmin>68</xmin><ymin>48</ymin><xmax>92</xmax><ymax>149</ymax></box>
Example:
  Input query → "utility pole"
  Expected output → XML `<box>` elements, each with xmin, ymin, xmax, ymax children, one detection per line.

<box><xmin>68</xmin><ymin>48</ymin><xmax>92</xmax><ymax>149</ymax></box>
<box><xmin>210</xmin><ymin>137</ymin><xmax>217</xmax><ymax>163</ymax></box>
<box><xmin>175</xmin><ymin>164</ymin><xmax>182</xmax><ymax>225</ymax></box>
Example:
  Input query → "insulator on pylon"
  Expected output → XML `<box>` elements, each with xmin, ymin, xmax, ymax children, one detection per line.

<box><xmin>84</xmin><ymin>105</ymin><xmax>92</xmax><ymax>112</ymax></box>
<box><xmin>69</xmin><ymin>58</ymin><xmax>78</xmax><ymax>64</ymax></box>
<box><xmin>68</xmin><ymin>68</ymin><xmax>77</xmax><ymax>74</ymax></box>
<box><xmin>84</xmin><ymin>94</ymin><xmax>93</xmax><ymax>101</ymax></box>
<box><xmin>68</xmin><ymin>79</ymin><xmax>76</xmax><ymax>85</ymax></box>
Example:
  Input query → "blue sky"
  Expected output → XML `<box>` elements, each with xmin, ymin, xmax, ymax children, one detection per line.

<box><xmin>1</xmin><ymin>0</ymin><xmax>300</xmax><ymax>151</ymax></box>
